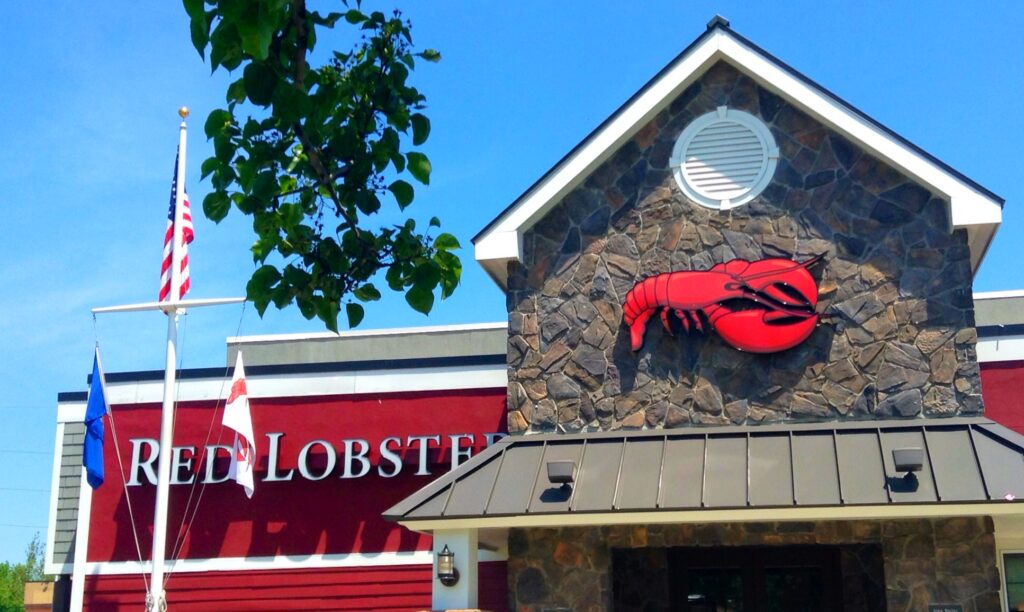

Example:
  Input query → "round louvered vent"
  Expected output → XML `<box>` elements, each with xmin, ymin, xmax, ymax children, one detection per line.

<box><xmin>670</xmin><ymin>106</ymin><xmax>779</xmax><ymax>210</ymax></box>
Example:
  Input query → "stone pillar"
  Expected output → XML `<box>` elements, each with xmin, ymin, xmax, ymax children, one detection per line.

<box><xmin>433</xmin><ymin>529</ymin><xmax>478</xmax><ymax>611</ymax></box>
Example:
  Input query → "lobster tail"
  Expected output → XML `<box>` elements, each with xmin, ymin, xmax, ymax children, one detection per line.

<box><xmin>622</xmin><ymin>274</ymin><xmax>669</xmax><ymax>350</ymax></box>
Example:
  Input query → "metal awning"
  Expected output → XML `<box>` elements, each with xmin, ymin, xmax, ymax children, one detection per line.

<box><xmin>384</xmin><ymin>418</ymin><xmax>1024</xmax><ymax>529</ymax></box>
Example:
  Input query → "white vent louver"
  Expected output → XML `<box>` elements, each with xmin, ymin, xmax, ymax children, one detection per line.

<box><xmin>670</xmin><ymin>106</ymin><xmax>779</xmax><ymax>210</ymax></box>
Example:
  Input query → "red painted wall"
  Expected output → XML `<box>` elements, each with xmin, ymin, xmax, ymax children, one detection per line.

<box><xmin>85</xmin><ymin>386</ymin><xmax>508</xmax><ymax>610</ymax></box>
<box><xmin>90</xmin><ymin>388</ymin><xmax>506</xmax><ymax>562</ymax></box>
<box><xmin>83</xmin><ymin>562</ymin><xmax>508</xmax><ymax>611</ymax></box>
<box><xmin>981</xmin><ymin>361</ymin><xmax>1024</xmax><ymax>434</ymax></box>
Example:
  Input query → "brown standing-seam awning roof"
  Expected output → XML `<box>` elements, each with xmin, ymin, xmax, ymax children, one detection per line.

<box><xmin>384</xmin><ymin>418</ymin><xmax>1024</xmax><ymax>525</ymax></box>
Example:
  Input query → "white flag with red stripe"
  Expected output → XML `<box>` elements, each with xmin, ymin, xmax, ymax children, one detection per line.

<box><xmin>223</xmin><ymin>351</ymin><xmax>256</xmax><ymax>498</ymax></box>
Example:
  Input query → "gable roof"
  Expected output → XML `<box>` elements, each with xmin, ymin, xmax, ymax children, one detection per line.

<box><xmin>473</xmin><ymin>18</ymin><xmax>1003</xmax><ymax>289</ymax></box>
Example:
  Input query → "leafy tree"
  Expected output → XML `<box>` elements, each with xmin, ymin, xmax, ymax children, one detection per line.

<box><xmin>0</xmin><ymin>534</ymin><xmax>46</xmax><ymax>612</ymax></box>
<box><xmin>183</xmin><ymin>0</ymin><xmax>461</xmax><ymax>330</ymax></box>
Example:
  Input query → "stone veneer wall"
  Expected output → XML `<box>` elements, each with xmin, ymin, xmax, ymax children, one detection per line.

<box><xmin>505</xmin><ymin>61</ymin><xmax>983</xmax><ymax>433</ymax></box>
<box><xmin>507</xmin><ymin>518</ymin><xmax>1001</xmax><ymax>611</ymax></box>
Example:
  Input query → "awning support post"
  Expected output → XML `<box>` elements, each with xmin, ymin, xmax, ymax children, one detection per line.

<box><xmin>433</xmin><ymin>528</ymin><xmax>478</xmax><ymax>611</ymax></box>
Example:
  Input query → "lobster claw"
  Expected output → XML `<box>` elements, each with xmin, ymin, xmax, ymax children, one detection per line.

<box><xmin>713</xmin><ymin>309</ymin><xmax>819</xmax><ymax>354</ymax></box>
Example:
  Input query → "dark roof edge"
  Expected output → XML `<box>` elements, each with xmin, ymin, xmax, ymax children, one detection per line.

<box><xmin>478</xmin><ymin>416</ymin><xmax>998</xmax><ymax>444</ymax></box>
<box><xmin>471</xmin><ymin>22</ymin><xmax>721</xmax><ymax>244</ymax></box>
<box><xmin>472</xmin><ymin>19</ymin><xmax>1003</xmax><ymax>245</ymax></box>
<box><xmin>392</xmin><ymin>498</ymin><xmax>1024</xmax><ymax>524</ymax></box>
<box><xmin>978</xmin><ymin>323</ymin><xmax>1024</xmax><ymax>338</ymax></box>
<box><xmin>721</xmin><ymin>27</ymin><xmax>1004</xmax><ymax>205</ymax></box>
<box><xmin>60</xmin><ymin>353</ymin><xmax>506</xmax><ymax>396</ymax></box>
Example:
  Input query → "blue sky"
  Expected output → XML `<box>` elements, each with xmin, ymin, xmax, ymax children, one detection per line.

<box><xmin>1</xmin><ymin>2</ymin><xmax>1022</xmax><ymax>564</ymax></box>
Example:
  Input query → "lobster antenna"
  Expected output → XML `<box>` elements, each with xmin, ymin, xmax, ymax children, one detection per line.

<box><xmin>735</xmin><ymin>253</ymin><xmax>826</xmax><ymax>284</ymax></box>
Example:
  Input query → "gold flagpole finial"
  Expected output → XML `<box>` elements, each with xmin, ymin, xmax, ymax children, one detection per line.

<box><xmin>178</xmin><ymin>106</ymin><xmax>190</xmax><ymax>119</ymax></box>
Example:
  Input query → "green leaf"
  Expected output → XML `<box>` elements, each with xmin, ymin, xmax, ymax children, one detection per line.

<box><xmin>318</xmin><ymin>298</ymin><xmax>341</xmax><ymax>331</ymax></box>
<box><xmin>433</xmin><ymin>232</ymin><xmax>460</xmax><ymax>251</ymax></box>
<box><xmin>405</xmin><ymin>285</ymin><xmax>434</xmax><ymax>315</ymax></box>
<box><xmin>353</xmin><ymin>283</ymin><xmax>382</xmax><ymax>302</ymax></box>
<box><xmin>204</xmin><ymin>109</ymin><xmax>232</xmax><ymax>139</ymax></box>
<box><xmin>226</xmin><ymin>78</ymin><xmax>247</xmax><ymax>104</ymax></box>
<box><xmin>246</xmin><ymin>265</ymin><xmax>282</xmax><ymax>316</ymax></box>
<box><xmin>272</xmin><ymin>82</ymin><xmax>311</xmax><ymax>124</ymax></box>
<box><xmin>182</xmin><ymin>0</ymin><xmax>204</xmax><ymax>21</ymax></box>
<box><xmin>252</xmin><ymin>171</ymin><xmax>278</xmax><ymax>199</ymax></box>
<box><xmin>236</xmin><ymin>9</ymin><xmax>276</xmax><ymax>60</ymax></box>
<box><xmin>429</xmin><ymin>216</ymin><xmax>441</xmax><ymax>228</ymax></box>
<box><xmin>243</xmin><ymin>62</ymin><xmax>277</xmax><ymax>106</ymax></box>
<box><xmin>388</xmin><ymin>180</ymin><xmax>414</xmax><ymax>209</ymax></box>
<box><xmin>418</xmin><ymin>49</ymin><xmax>441</xmax><ymax>62</ymax></box>
<box><xmin>410</xmin><ymin>114</ymin><xmax>430</xmax><ymax>146</ymax></box>
<box><xmin>406</xmin><ymin>152</ymin><xmax>431</xmax><ymax>185</ymax></box>
<box><xmin>213</xmin><ymin>135</ymin><xmax>235</xmax><ymax>163</ymax></box>
<box><xmin>203</xmin><ymin>191</ymin><xmax>231</xmax><ymax>222</ymax></box>
<box><xmin>345</xmin><ymin>302</ymin><xmax>364</xmax><ymax>328</ymax></box>
<box><xmin>413</xmin><ymin>261</ymin><xmax>442</xmax><ymax>289</ymax></box>
<box><xmin>297</xmin><ymin>296</ymin><xmax>316</xmax><ymax>319</ymax></box>
<box><xmin>189</xmin><ymin>13</ymin><xmax>210</xmax><ymax>58</ymax></box>
<box><xmin>200</xmin><ymin>157</ymin><xmax>221</xmax><ymax>180</ymax></box>
<box><xmin>344</xmin><ymin>9</ymin><xmax>367</xmax><ymax>24</ymax></box>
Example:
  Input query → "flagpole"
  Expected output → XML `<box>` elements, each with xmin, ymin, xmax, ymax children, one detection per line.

<box><xmin>148</xmin><ymin>107</ymin><xmax>190</xmax><ymax>612</ymax></box>
<box><xmin>88</xmin><ymin>107</ymin><xmax>245</xmax><ymax>610</ymax></box>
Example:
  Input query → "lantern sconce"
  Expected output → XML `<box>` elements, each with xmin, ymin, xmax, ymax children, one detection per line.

<box><xmin>437</xmin><ymin>545</ymin><xmax>459</xmax><ymax>587</ymax></box>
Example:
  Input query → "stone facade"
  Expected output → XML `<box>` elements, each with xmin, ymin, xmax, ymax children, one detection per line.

<box><xmin>505</xmin><ymin>61</ymin><xmax>984</xmax><ymax>434</ymax></box>
<box><xmin>506</xmin><ymin>518</ymin><xmax>1001</xmax><ymax>611</ymax></box>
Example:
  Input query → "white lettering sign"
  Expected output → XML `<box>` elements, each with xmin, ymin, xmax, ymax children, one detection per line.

<box><xmin>125</xmin><ymin>432</ymin><xmax>503</xmax><ymax>487</ymax></box>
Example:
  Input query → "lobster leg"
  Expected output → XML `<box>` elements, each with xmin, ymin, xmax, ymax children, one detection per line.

<box><xmin>690</xmin><ymin>310</ymin><xmax>704</xmax><ymax>333</ymax></box>
<box><xmin>676</xmin><ymin>309</ymin><xmax>690</xmax><ymax>333</ymax></box>
<box><xmin>660</xmin><ymin>308</ymin><xmax>674</xmax><ymax>335</ymax></box>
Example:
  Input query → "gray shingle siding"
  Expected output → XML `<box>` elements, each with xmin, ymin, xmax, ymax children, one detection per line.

<box><xmin>51</xmin><ymin>422</ymin><xmax>84</xmax><ymax>570</ymax></box>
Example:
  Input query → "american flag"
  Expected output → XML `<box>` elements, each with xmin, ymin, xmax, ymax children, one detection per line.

<box><xmin>159</xmin><ymin>153</ymin><xmax>194</xmax><ymax>302</ymax></box>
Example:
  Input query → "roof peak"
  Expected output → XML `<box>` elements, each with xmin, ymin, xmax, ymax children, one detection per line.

<box><xmin>706</xmin><ymin>15</ymin><xmax>731</xmax><ymax>30</ymax></box>
<box><xmin>473</xmin><ymin>19</ymin><xmax>1002</xmax><ymax>288</ymax></box>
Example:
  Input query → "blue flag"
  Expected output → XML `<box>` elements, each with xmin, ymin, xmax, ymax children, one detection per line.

<box><xmin>83</xmin><ymin>350</ymin><xmax>107</xmax><ymax>489</ymax></box>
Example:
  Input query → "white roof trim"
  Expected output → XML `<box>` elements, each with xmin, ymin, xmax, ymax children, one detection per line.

<box><xmin>474</xmin><ymin>27</ymin><xmax>1002</xmax><ymax>288</ymax></box>
<box><xmin>55</xmin><ymin>364</ymin><xmax>507</xmax><ymax>423</ymax></box>
<box><xmin>228</xmin><ymin>321</ymin><xmax>507</xmax><ymax>345</ymax></box>
<box><xmin>975</xmin><ymin>290</ymin><xmax>1024</xmax><ymax>300</ymax></box>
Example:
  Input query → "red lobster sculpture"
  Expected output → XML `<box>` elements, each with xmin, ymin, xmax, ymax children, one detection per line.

<box><xmin>622</xmin><ymin>255</ymin><xmax>823</xmax><ymax>354</ymax></box>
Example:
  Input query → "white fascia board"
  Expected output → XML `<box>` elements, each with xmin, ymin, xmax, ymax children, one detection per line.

<box><xmin>976</xmin><ymin>290</ymin><xmax>1024</xmax><ymax>300</ymax></box>
<box><xmin>56</xmin><ymin>364</ymin><xmax>507</xmax><ymax>423</ymax></box>
<box><xmin>474</xmin><ymin>231</ymin><xmax>521</xmax><ymax>263</ymax></box>
<box><xmin>229</xmin><ymin>321</ymin><xmax>507</xmax><ymax>345</ymax></box>
<box><xmin>473</xmin><ymin>33</ymin><xmax>724</xmax><ymax>263</ymax></box>
<box><xmin>978</xmin><ymin>336</ymin><xmax>1024</xmax><ymax>363</ymax></box>
<box><xmin>716</xmin><ymin>35</ymin><xmax>1002</xmax><ymax>231</ymax></box>
<box><xmin>967</xmin><ymin>223</ymin><xmax>999</xmax><ymax>272</ymax></box>
<box><xmin>474</xmin><ymin>231</ymin><xmax>523</xmax><ymax>288</ymax></box>
<box><xmin>474</xmin><ymin>29</ymin><xmax>1003</xmax><ymax>286</ymax></box>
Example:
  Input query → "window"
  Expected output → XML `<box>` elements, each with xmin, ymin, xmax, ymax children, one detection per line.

<box><xmin>1005</xmin><ymin>553</ymin><xmax>1024</xmax><ymax>611</ymax></box>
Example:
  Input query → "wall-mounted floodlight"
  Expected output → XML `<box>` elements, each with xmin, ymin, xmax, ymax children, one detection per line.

<box><xmin>892</xmin><ymin>448</ymin><xmax>924</xmax><ymax>475</ymax></box>
<box><xmin>547</xmin><ymin>460</ymin><xmax>577</xmax><ymax>488</ymax></box>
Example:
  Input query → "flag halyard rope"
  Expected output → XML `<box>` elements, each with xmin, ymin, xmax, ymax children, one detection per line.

<box><xmin>164</xmin><ymin>300</ymin><xmax>248</xmax><ymax>589</ymax></box>
<box><xmin>91</xmin><ymin>318</ymin><xmax>152</xmax><ymax>595</ymax></box>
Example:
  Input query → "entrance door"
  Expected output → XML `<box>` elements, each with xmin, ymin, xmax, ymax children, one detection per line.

<box><xmin>668</xmin><ymin>546</ymin><xmax>842</xmax><ymax>611</ymax></box>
